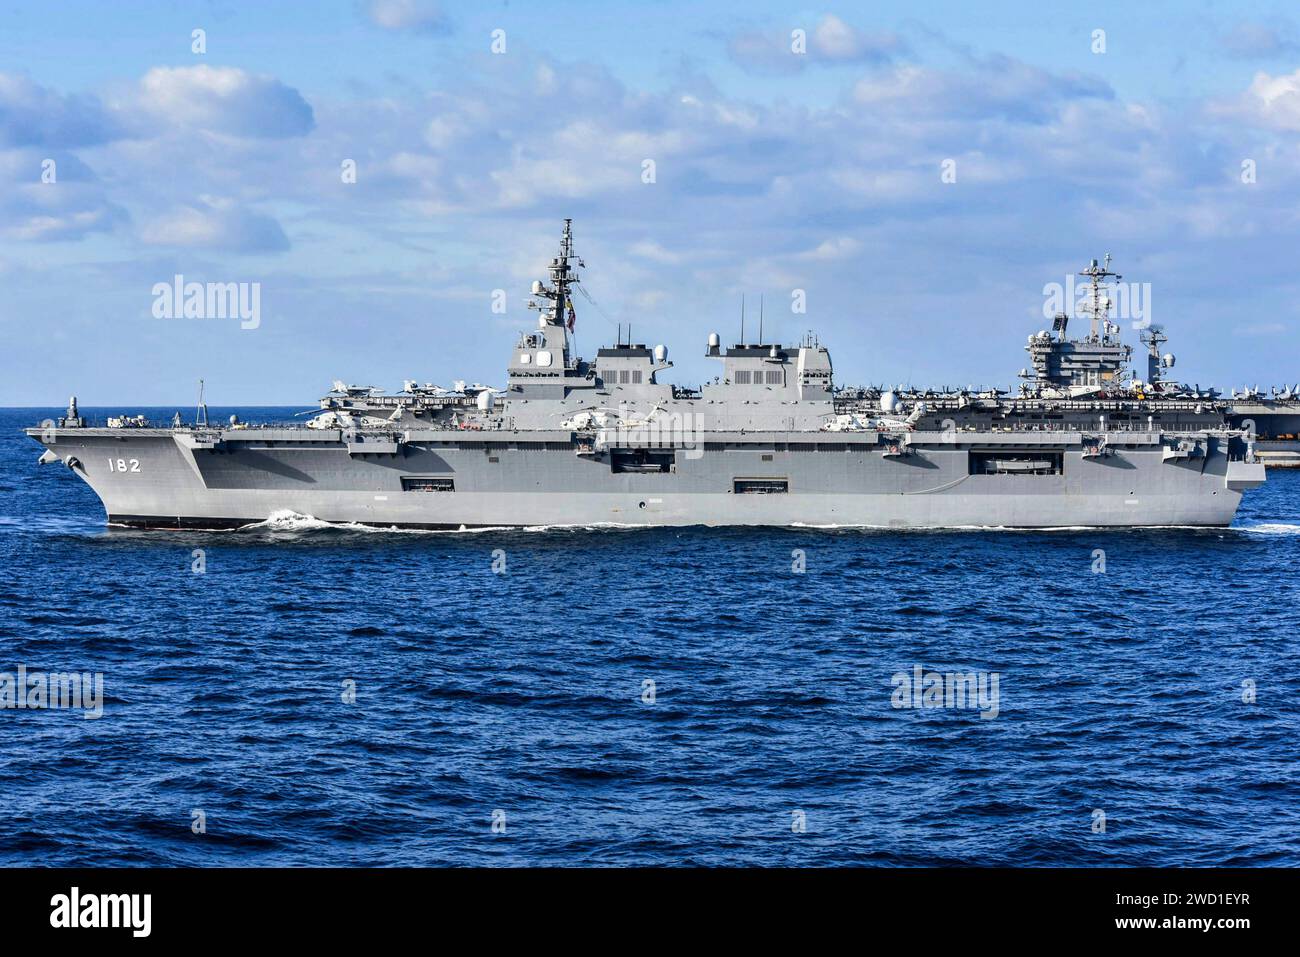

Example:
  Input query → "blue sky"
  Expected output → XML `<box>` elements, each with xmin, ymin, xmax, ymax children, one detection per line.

<box><xmin>2</xmin><ymin>0</ymin><xmax>1300</xmax><ymax>404</ymax></box>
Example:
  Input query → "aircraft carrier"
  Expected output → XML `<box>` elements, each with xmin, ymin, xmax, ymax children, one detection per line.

<box><xmin>1227</xmin><ymin>395</ymin><xmax>1300</xmax><ymax>468</ymax></box>
<box><xmin>25</xmin><ymin>221</ymin><xmax>1265</xmax><ymax>529</ymax></box>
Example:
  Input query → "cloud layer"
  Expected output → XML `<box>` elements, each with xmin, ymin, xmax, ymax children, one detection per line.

<box><xmin>2</xmin><ymin>13</ymin><xmax>1300</xmax><ymax>403</ymax></box>
<box><xmin>730</xmin><ymin>14</ymin><xmax>907</xmax><ymax>74</ymax></box>
<box><xmin>136</xmin><ymin>65</ymin><xmax>315</xmax><ymax>139</ymax></box>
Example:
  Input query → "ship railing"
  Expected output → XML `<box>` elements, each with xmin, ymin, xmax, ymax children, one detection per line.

<box><xmin>966</xmin><ymin>422</ymin><xmax>1226</xmax><ymax>436</ymax></box>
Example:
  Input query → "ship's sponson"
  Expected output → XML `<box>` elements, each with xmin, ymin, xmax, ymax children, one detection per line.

<box><xmin>27</xmin><ymin>421</ymin><xmax>1264</xmax><ymax>530</ymax></box>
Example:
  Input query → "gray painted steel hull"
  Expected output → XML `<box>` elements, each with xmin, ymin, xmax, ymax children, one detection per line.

<box><xmin>29</xmin><ymin>428</ymin><xmax>1259</xmax><ymax>529</ymax></box>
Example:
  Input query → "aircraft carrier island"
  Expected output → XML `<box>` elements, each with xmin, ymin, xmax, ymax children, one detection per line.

<box><xmin>26</xmin><ymin>221</ymin><xmax>1266</xmax><ymax>529</ymax></box>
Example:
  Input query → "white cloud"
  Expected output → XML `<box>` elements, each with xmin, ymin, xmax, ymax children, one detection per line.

<box><xmin>139</xmin><ymin>199</ymin><xmax>288</xmax><ymax>252</ymax></box>
<box><xmin>812</xmin><ymin>14</ymin><xmax>899</xmax><ymax>62</ymax></box>
<box><xmin>488</xmin><ymin>120</ymin><xmax>690</xmax><ymax>208</ymax></box>
<box><xmin>797</xmin><ymin>237</ymin><xmax>862</xmax><ymax>261</ymax></box>
<box><xmin>729</xmin><ymin>14</ymin><xmax>905</xmax><ymax>75</ymax></box>
<box><xmin>0</xmin><ymin>150</ymin><xmax>126</xmax><ymax>241</ymax></box>
<box><xmin>3</xmin><ymin>198</ymin><xmax>123</xmax><ymax>242</ymax></box>
<box><xmin>364</xmin><ymin>0</ymin><xmax>450</xmax><ymax>34</ymax></box>
<box><xmin>852</xmin><ymin>58</ymin><xmax>1111</xmax><ymax>122</ymax></box>
<box><xmin>630</xmin><ymin>240</ymin><xmax>686</xmax><ymax>264</ymax></box>
<box><xmin>1215</xmin><ymin>69</ymin><xmax>1300</xmax><ymax>131</ymax></box>
<box><xmin>137</xmin><ymin>65</ymin><xmax>314</xmax><ymax>138</ymax></box>
<box><xmin>0</xmin><ymin>72</ymin><xmax>122</xmax><ymax>148</ymax></box>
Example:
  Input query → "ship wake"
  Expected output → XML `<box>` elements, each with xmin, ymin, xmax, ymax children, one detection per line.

<box><xmin>236</xmin><ymin>510</ymin><xmax>513</xmax><ymax>535</ymax></box>
<box><xmin>1238</xmin><ymin>522</ymin><xmax>1300</xmax><ymax>535</ymax></box>
<box><xmin>236</xmin><ymin>510</ymin><xmax>648</xmax><ymax>535</ymax></box>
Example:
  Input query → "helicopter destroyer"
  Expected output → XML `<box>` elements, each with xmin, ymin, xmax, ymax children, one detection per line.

<box><xmin>26</xmin><ymin>221</ymin><xmax>1264</xmax><ymax>529</ymax></box>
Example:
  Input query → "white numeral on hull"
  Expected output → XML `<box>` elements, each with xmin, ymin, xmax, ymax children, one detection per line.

<box><xmin>108</xmin><ymin>458</ymin><xmax>142</xmax><ymax>473</ymax></box>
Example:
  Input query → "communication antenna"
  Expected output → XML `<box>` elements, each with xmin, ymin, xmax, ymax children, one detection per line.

<box><xmin>1078</xmin><ymin>254</ymin><xmax>1121</xmax><ymax>341</ymax></box>
<box><xmin>759</xmin><ymin>294</ymin><xmax>764</xmax><ymax>344</ymax></box>
<box><xmin>740</xmin><ymin>294</ymin><xmax>746</xmax><ymax>345</ymax></box>
<box><xmin>196</xmin><ymin>379</ymin><xmax>208</xmax><ymax>427</ymax></box>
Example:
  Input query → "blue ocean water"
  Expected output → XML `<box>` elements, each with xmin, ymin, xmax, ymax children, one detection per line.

<box><xmin>1</xmin><ymin>406</ymin><xmax>1297</xmax><ymax>866</ymax></box>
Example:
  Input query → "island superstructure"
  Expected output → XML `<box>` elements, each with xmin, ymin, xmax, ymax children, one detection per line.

<box><xmin>27</xmin><ymin>221</ymin><xmax>1264</xmax><ymax>529</ymax></box>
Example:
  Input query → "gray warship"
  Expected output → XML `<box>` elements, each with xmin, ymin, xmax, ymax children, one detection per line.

<box><xmin>27</xmin><ymin>221</ymin><xmax>1265</xmax><ymax>529</ymax></box>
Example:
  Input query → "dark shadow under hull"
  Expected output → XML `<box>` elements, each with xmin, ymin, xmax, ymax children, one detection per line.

<box><xmin>107</xmin><ymin>514</ymin><xmax>490</xmax><ymax>531</ymax></box>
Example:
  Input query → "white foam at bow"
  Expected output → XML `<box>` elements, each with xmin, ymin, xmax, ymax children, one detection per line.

<box><xmin>1239</xmin><ymin>523</ymin><xmax>1300</xmax><ymax>535</ymax></box>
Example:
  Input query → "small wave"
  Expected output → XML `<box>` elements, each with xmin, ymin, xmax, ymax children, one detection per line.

<box><xmin>522</xmin><ymin>522</ymin><xmax>651</xmax><ymax>532</ymax></box>
<box><xmin>239</xmin><ymin>510</ymin><xmax>338</xmax><ymax>532</ymax></box>
<box><xmin>239</xmin><ymin>510</ymin><xmax>518</xmax><ymax>535</ymax></box>
<box><xmin>787</xmin><ymin>521</ymin><xmax>890</xmax><ymax>530</ymax></box>
<box><xmin>1239</xmin><ymin>523</ymin><xmax>1300</xmax><ymax>535</ymax></box>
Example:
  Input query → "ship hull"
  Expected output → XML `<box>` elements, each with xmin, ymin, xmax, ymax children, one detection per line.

<box><xmin>27</xmin><ymin>427</ymin><xmax>1262</xmax><ymax>530</ymax></box>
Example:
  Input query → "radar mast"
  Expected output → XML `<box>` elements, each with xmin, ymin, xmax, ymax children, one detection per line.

<box><xmin>1078</xmin><ymin>254</ymin><xmax>1121</xmax><ymax>341</ymax></box>
<box><xmin>528</xmin><ymin>218</ymin><xmax>584</xmax><ymax>344</ymax></box>
<box><xmin>1141</xmin><ymin>325</ymin><xmax>1170</xmax><ymax>386</ymax></box>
